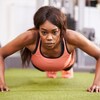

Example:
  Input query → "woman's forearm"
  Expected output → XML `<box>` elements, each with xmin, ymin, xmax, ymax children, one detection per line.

<box><xmin>93</xmin><ymin>58</ymin><xmax>100</xmax><ymax>85</ymax></box>
<box><xmin>0</xmin><ymin>56</ymin><xmax>5</xmax><ymax>84</ymax></box>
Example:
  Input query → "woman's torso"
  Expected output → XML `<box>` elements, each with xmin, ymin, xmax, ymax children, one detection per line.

<box><xmin>30</xmin><ymin>36</ymin><xmax>75</xmax><ymax>71</ymax></box>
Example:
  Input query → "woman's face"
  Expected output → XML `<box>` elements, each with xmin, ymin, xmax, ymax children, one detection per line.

<box><xmin>39</xmin><ymin>20</ymin><xmax>61</xmax><ymax>49</ymax></box>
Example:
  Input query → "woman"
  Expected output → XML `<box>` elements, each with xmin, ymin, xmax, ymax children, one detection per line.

<box><xmin>0</xmin><ymin>6</ymin><xmax>100</xmax><ymax>92</ymax></box>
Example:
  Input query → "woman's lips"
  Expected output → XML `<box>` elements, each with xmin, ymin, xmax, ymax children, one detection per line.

<box><xmin>45</xmin><ymin>43</ymin><xmax>54</xmax><ymax>46</ymax></box>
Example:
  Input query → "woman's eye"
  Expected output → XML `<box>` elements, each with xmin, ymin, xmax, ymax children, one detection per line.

<box><xmin>53</xmin><ymin>31</ymin><xmax>58</xmax><ymax>35</ymax></box>
<box><xmin>41</xmin><ymin>31</ymin><xmax>47</xmax><ymax>35</ymax></box>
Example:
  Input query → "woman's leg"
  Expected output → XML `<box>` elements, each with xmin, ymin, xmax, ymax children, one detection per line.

<box><xmin>46</xmin><ymin>71</ymin><xmax>57</xmax><ymax>78</ymax></box>
<box><xmin>46</xmin><ymin>67</ymin><xmax>74</xmax><ymax>79</ymax></box>
<box><xmin>62</xmin><ymin>68</ymin><xmax>74</xmax><ymax>78</ymax></box>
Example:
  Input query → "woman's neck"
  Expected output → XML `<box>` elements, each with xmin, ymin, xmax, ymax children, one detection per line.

<box><xmin>40</xmin><ymin>40</ymin><xmax>63</xmax><ymax>58</ymax></box>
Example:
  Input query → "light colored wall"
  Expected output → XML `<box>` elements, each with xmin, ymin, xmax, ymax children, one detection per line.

<box><xmin>0</xmin><ymin>0</ymin><xmax>50</xmax><ymax>46</ymax></box>
<box><xmin>0</xmin><ymin>0</ymin><xmax>37</xmax><ymax>46</ymax></box>
<box><xmin>75</xmin><ymin>6</ymin><xmax>100</xmax><ymax>43</ymax></box>
<box><xmin>0</xmin><ymin>0</ymin><xmax>100</xmax><ymax>46</ymax></box>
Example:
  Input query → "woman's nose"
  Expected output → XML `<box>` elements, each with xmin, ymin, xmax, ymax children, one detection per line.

<box><xmin>46</xmin><ymin>34</ymin><xmax>53</xmax><ymax>40</ymax></box>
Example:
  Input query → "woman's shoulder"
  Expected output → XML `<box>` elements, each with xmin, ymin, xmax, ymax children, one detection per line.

<box><xmin>24</xmin><ymin>29</ymin><xmax>39</xmax><ymax>51</ymax></box>
<box><xmin>65</xmin><ymin>29</ymin><xmax>85</xmax><ymax>48</ymax></box>
<box><xmin>22</xmin><ymin>28</ymin><xmax>39</xmax><ymax>43</ymax></box>
<box><xmin>65</xmin><ymin>29</ymin><xmax>77</xmax><ymax>43</ymax></box>
<box><xmin>26</xmin><ymin>28</ymin><xmax>38</xmax><ymax>39</ymax></box>
<box><xmin>64</xmin><ymin>29</ymin><xmax>77</xmax><ymax>52</ymax></box>
<box><xmin>65</xmin><ymin>29</ymin><xmax>90</xmax><ymax>47</ymax></box>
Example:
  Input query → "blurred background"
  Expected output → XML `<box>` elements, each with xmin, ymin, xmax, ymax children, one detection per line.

<box><xmin>0</xmin><ymin>0</ymin><xmax>100</xmax><ymax>71</ymax></box>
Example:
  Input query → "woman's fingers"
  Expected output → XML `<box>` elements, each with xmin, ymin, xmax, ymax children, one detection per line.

<box><xmin>87</xmin><ymin>85</ymin><xmax>100</xmax><ymax>93</ymax></box>
<box><xmin>0</xmin><ymin>85</ymin><xmax>9</xmax><ymax>92</ymax></box>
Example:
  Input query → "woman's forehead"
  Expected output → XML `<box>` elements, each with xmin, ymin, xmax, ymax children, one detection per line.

<box><xmin>39</xmin><ymin>20</ymin><xmax>59</xmax><ymax>30</ymax></box>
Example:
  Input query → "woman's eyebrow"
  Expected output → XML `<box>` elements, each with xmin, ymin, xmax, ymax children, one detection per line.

<box><xmin>52</xmin><ymin>28</ymin><xmax>58</xmax><ymax>31</ymax></box>
<box><xmin>40</xmin><ymin>28</ymin><xmax>47</xmax><ymax>31</ymax></box>
<box><xmin>40</xmin><ymin>28</ymin><xmax>58</xmax><ymax>31</ymax></box>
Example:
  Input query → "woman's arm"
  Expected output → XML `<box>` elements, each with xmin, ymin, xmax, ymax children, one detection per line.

<box><xmin>0</xmin><ymin>29</ymin><xmax>38</xmax><ymax>92</ymax></box>
<box><xmin>66</xmin><ymin>29</ymin><xmax>100</xmax><ymax>92</ymax></box>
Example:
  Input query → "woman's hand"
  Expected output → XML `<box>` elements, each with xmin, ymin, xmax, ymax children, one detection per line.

<box><xmin>87</xmin><ymin>84</ymin><xmax>100</xmax><ymax>93</ymax></box>
<box><xmin>0</xmin><ymin>80</ymin><xmax>9</xmax><ymax>92</ymax></box>
<box><xmin>87</xmin><ymin>58</ymin><xmax>100</xmax><ymax>93</ymax></box>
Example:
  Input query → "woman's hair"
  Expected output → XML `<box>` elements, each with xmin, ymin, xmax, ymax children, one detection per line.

<box><xmin>20</xmin><ymin>6</ymin><xmax>67</xmax><ymax>67</ymax></box>
<box><xmin>20</xmin><ymin>28</ymin><xmax>34</xmax><ymax>67</ymax></box>
<box><xmin>20</xmin><ymin>47</ymin><xmax>31</xmax><ymax>67</ymax></box>
<box><xmin>34</xmin><ymin>6</ymin><xmax>67</xmax><ymax>37</ymax></box>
